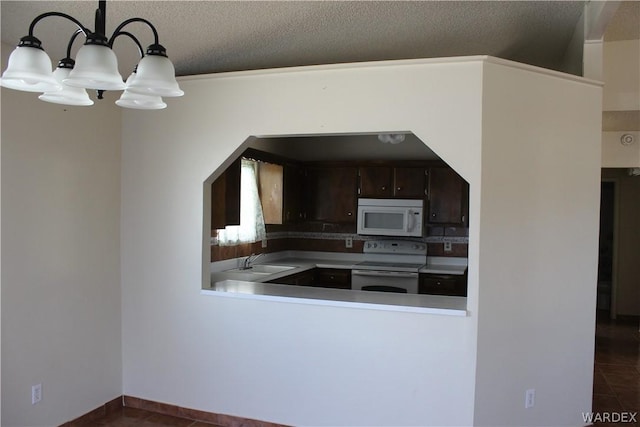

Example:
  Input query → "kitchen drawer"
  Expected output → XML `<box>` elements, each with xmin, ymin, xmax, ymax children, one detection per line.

<box><xmin>419</xmin><ymin>273</ymin><xmax>466</xmax><ymax>296</ymax></box>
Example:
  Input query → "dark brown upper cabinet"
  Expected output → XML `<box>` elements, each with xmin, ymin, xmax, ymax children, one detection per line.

<box><xmin>211</xmin><ymin>158</ymin><xmax>241</xmax><ymax>230</ymax></box>
<box><xmin>359</xmin><ymin>166</ymin><xmax>425</xmax><ymax>199</ymax></box>
<box><xmin>283</xmin><ymin>164</ymin><xmax>307</xmax><ymax>224</ymax></box>
<box><xmin>427</xmin><ymin>167</ymin><xmax>469</xmax><ymax>226</ymax></box>
<box><xmin>307</xmin><ymin>166</ymin><xmax>358</xmax><ymax>223</ymax></box>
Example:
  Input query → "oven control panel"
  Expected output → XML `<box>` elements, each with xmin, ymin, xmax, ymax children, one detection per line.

<box><xmin>363</xmin><ymin>240</ymin><xmax>426</xmax><ymax>255</ymax></box>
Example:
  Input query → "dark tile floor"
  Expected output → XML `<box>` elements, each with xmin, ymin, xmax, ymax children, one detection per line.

<box><xmin>593</xmin><ymin>313</ymin><xmax>640</xmax><ymax>426</ymax></box>
<box><xmin>75</xmin><ymin>406</ymin><xmax>221</xmax><ymax>427</ymax></box>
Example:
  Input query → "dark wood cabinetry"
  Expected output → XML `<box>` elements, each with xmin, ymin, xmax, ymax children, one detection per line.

<box><xmin>283</xmin><ymin>164</ymin><xmax>306</xmax><ymax>223</ymax></box>
<box><xmin>359</xmin><ymin>166</ymin><xmax>425</xmax><ymax>199</ymax></box>
<box><xmin>359</xmin><ymin>166</ymin><xmax>393</xmax><ymax>197</ymax></box>
<box><xmin>268</xmin><ymin>269</ymin><xmax>316</xmax><ymax>286</ymax></box>
<box><xmin>427</xmin><ymin>167</ymin><xmax>468</xmax><ymax>226</ymax></box>
<box><xmin>394</xmin><ymin>167</ymin><xmax>427</xmax><ymax>198</ymax></box>
<box><xmin>314</xmin><ymin>268</ymin><xmax>351</xmax><ymax>289</ymax></box>
<box><xmin>267</xmin><ymin>267</ymin><xmax>351</xmax><ymax>289</ymax></box>
<box><xmin>419</xmin><ymin>273</ymin><xmax>467</xmax><ymax>297</ymax></box>
<box><xmin>211</xmin><ymin>150</ymin><xmax>469</xmax><ymax>234</ymax></box>
<box><xmin>307</xmin><ymin>166</ymin><xmax>358</xmax><ymax>223</ymax></box>
<box><xmin>211</xmin><ymin>158</ymin><xmax>241</xmax><ymax>230</ymax></box>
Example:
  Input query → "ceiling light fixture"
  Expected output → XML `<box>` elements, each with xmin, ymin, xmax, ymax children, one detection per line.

<box><xmin>620</xmin><ymin>134</ymin><xmax>635</xmax><ymax>146</ymax></box>
<box><xmin>378</xmin><ymin>133</ymin><xmax>406</xmax><ymax>144</ymax></box>
<box><xmin>0</xmin><ymin>0</ymin><xmax>183</xmax><ymax>109</ymax></box>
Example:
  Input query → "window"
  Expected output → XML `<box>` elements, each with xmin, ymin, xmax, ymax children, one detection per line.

<box><xmin>217</xmin><ymin>158</ymin><xmax>266</xmax><ymax>246</ymax></box>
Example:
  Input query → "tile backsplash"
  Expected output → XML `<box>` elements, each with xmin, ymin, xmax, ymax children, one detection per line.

<box><xmin>211</xmin><ymin>227</ymin><xmax>469</xmax><ymax>261</ymax></box>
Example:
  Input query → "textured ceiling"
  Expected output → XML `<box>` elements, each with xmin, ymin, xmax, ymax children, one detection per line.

<box><xmin>2</xmin><ymin>1</ymin><xmax>638</xmax><ymax>155</ymax></box>
<box><xmin>2</xmin><ymin>0</ymin><xmax>590</xmax><ymax>78</ymax></box>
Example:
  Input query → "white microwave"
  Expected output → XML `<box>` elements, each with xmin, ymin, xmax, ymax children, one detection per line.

<box><xmin>356</xmin><ymin>198</ymin><xmax>424</xmax><ymax>237</ymax></box>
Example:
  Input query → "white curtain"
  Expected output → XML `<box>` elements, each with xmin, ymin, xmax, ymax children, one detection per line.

<box><xmin>217</xmin><ymin>158</ymin><xmax>266</xmax><ymax>246</ymax></box>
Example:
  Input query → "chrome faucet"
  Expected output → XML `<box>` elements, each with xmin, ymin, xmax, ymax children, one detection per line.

<box><xmin>241</xmin><ymin>253</ymin><xmax>263</xmax><ymax>270</ymax></box>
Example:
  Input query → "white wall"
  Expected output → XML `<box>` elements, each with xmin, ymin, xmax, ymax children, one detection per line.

<box><xmin>602</xmin><ymin>131</ymin><xmax>640</xmax><ymax>168</ymax></box>
<box><xmin>474</xmin><ymin>62</ymin><xmax>602</xmax><ymax>426</ymax></box>
<box><xmin>603</xmin><ymin>40</ymin><xmax>640</xmax><ymax>112</ymax></box>
<box><xmin>121</xmin><ymin>57</ymin><xmax>601</xmax><ymax>426</ymax></box>
<box><xmin>121</xmin><ymin>58</ymin><xmax>483</xmax><ymax>426</ymax></box>
<box><xmin>1</xmin><ymin>44</ymin><xmax>123</xmax><ymax>426</ymax></box>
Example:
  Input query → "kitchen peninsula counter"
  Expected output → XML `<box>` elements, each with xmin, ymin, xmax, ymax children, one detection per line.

<box><xmin>203</xmin><ymin>280</ymin><xmax>467</xmax><ymax>315</ymax></box>
<box><xmin>206</xmin><ymin>251</ymin><xmax>468</xmax><ymax>316</ymax></box>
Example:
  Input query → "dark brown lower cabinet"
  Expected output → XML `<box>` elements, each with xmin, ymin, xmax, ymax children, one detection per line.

<box><xmin>313</xmin><ymin>268</ymin><xmax>351</xmax><ymax>289</ymax></box>
<box><xmin>267</xmin><ymin>267</ymin><xmax>351</xmax><ymax>289</ymax></box>
<box><xmin>267</xmin><ymin>269</ymin><xmax>315</xmax><ymax>286</ymax></box>
<box><xmin>419</xmin><ymin>273</ymin><xmax>467</xmax><ymax>297</ymax></box>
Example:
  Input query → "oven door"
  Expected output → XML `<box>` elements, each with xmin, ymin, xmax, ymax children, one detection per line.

<box><xmin>351</xmin><ymin>269</ymin><xmax>419</xmax><ymax>293</ymax></box>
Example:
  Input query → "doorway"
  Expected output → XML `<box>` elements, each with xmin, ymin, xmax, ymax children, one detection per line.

<box><xmin>597</xmin><ymin>181</ymin><xmax>615</xmax><ymax>319</ymax></box>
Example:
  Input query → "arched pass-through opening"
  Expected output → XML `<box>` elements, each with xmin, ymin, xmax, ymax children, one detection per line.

<box><xmin>204</xmin><ymin>132</ymin><xmax>470</xmax><ymax>308</ymax></box>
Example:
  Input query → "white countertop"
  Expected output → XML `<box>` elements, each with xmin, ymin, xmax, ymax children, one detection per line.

<box><xmin>208</xmin><ymin>251</ymin><xmax>468</xmax><ymax>316</ymax></box>
<box><xmin>420</xmin><ymin>257</ymin><xmax>468</xmax><ymax>275</ymax></box>
<box><xmin>203</xmin><ymin>280</ymin><xmax>467</xmax><ymax>316</ymax></box>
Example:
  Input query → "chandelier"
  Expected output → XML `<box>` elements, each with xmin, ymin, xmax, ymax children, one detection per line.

<box><xmin>0</xmin><ymin>0</ymin><xmax>183</xmax><ymax>110</ymax></box>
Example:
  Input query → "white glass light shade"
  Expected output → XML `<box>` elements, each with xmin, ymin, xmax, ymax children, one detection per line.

<box><xmin>126</xmin><ymin>55</ymin><xmax>183</xmax><ymax>97</ymax></box>
<box><xmin>63</xmin><ymin>44</ymin><xmax>125</xmax><ymax>90</ymax></box>
<box><xmin>0</xmin><ymin>45</ymin><xmax>60</xmax><ymax>92</ymax></box>
<box><xmin>39</xmin><ymin>67</ymin><xmax>93</xmax><ymax>106</ymax></box>
<box><xmin>116</xmin><ymin>90</ymin><xmax>166</xmax><ymax>110</ymax></box>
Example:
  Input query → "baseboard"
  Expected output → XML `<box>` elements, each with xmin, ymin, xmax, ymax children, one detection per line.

<box><xmin>60</xmin><ymin>394</ymin><xmax>288</xmax><ymax>427</ymax></box>
<box><xmin>59</xmin><ymin>395</ymin><xmax>123</xmax><ymax>426</ymax></box>
<box><xmin>124</xmin><ymin>395</ymin><xmax>288</xmax><ymax>426</ymax></box>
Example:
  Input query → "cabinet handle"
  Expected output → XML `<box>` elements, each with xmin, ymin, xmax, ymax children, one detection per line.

<box><xmin>381</xmin><ymin>186</ymin><xmax>386</xmax><ymax>191</ymax></box>
<box><xmin>462</xmin><ymin>215</ymin><xmax>465</xmax><ymax>223</ymax></box>
<box><xmin>432</xmin><ymin>213</ymin><xmax>437</xmax><ymax>218</ymax></box>
<box><xmin>347</xmin><ymin>211</ymin><xmax>352</xmax><ymax>216</ymax></box>
<box><xmin>396</xmin><ymin>187</ymin><xmax>401</xmax><ymax>191</ymax></box>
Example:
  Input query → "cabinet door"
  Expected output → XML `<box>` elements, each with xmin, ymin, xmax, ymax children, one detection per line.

<box><xmin>268</xmin><ymin>269</ymin><xmax>315</xmax><ymax>286</ymax></box>
<box><xmin>393</xmin><ymin>167</ymin><xmax>426</xmax><ymax>198</ymax></box>
<box><xmin>428</xmin><ymin>167</ymin><xmax>468</xmax><ymax>225</ymax></box>
<box><xmin>359</xmin><ymin>166</ymin><xmax>392</xmax><ymax>198</ymax></box>
<box><xmin>307</xmin><ymin>166</ymin><xmax>357</xmax><ymax>223</ymax></box>
<box><xmin>211</xmin><ymin>158</ymin><xmax>241</xmax><ymax>229</ymax></box>
<box><xmin>314</xmin><ymin>268</ymin><xmax>351</xmax><ymax>289</ymax></box>
<box><xmin>283</xmin><ymin>164</ymin><xmax>306</xmax><ymax>223</ymax></box>
<box><xmin>419</xmin><ymin>274</ymin><xmax>466</xmax><ymax>296</ymax></box>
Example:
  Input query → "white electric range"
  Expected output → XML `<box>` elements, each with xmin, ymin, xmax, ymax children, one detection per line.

<box><xmin>352</xmin><ymin>239</ymin><xmax>427</xmax><ymax>294</ymax></box>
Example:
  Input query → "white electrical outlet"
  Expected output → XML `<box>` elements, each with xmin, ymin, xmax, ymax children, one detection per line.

<box><xmin>345</xmin><ymin>237</ymin><xmax>353</xmax><ymax>248</ymax></box>
<box><xmin>444</xmin><ymin>241</ymin><xmax>452</xmax><ymax>252</ymax></box>
<box><xmin>32</xmin><ymin>384</ymin><xmax>42</xmax><ymax>405</ymax></box>
<box><xmin>261</xmin><ymin>239</ymin><xmax>267</xmax><ymax>248</ymax></box>
<box><xmin>525</xmin><ymin>388</ymin><xmax>535</xmax><ymax>408</ymax></box>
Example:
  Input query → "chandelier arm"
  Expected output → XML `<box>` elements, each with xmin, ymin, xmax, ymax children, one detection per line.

<box><xmin>65</xmin><ymin>29</ymin><xmax>85</xmax><ymax>59</ymax></box>
<box><xmin>27</xmin><ymin>12</ymin><xmax>90</xmax><ymax>38</ymax></box>
<box><xmin>109</xmin><ymin>31</ymin><xmax>145</xmax><ymax>57</ymax></box>
<box><xmin>110</xmin><ymin>17</ymin><xmax>160</xmax><ymax>46</ymax></box>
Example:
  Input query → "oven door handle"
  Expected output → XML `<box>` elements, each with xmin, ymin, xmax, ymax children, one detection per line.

<box><xmin>352</xmin><ymin>270</ymin><xmax>418</xmax><ymax>278</ymax></box>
